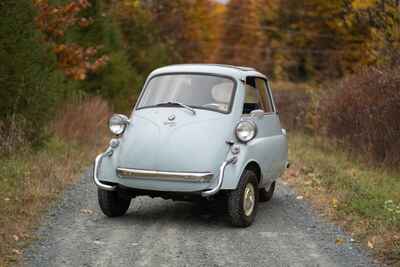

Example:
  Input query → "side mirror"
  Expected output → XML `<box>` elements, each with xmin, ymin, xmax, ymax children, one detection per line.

<box><xmin>250</xmin><ymin>109</ymin><xmax>264</xmax><ymax>119</ymax></box>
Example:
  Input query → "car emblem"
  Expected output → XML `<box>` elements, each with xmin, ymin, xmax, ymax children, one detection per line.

<box><xmin>168</xmin><ymin>114</ymin><xmax>176</xmax><ymax>121</ymax></box>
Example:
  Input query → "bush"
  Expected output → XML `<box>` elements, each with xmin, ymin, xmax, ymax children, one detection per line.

<box><xmin>317</xmin><ymin>66</ymin><xmax>400</xmax><ymax>166</ymax></box>
<box><xmin>274</xmin><ymin>89</ymin><xmax>310</xmax><ymax>131</ymax></box>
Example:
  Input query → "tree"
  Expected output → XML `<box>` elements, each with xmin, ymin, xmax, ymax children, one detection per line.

<box><xmin>34</xmin><ymin>0</ymin><xmax>109</xmax><ymax>80</ymax></box>
<box><xmin>146</xmin><ymin>0</ymin><xmax>222</xmax><ymax>63</ymax></box>
<box><xmin>0</xmin><ymin>0</ymin><xmax>68</xmax><ymax>144</ymax></box>
<box><xmin>218</xmin><ymin>0</ymin><xmax>263</xmax><ymax>67</ymax></box>
<box><xmin>257</xmin><ymin>0</ymin><xmax>400</xmax><ymax>81</ymax></box>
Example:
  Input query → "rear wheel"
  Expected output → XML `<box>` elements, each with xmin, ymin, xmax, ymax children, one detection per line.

<box><xmin>259</xmin><ymin>181</ymin><xmax>276</xmax><ymax>202</ymax></box>
<box><xmin>98</xmin><ymin>188</ymin><xmax>131</xmax><ymax>217</ymax></box>
<box><xmin>227</xmin><ymin>170</ymin><xmax>259</xmax><ymax>227</ymax></box>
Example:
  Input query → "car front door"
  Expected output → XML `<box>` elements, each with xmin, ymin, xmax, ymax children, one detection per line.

<box><xmin>243</xmin><ymin>77</ymin><xmax>286</xmax><ymax>186</ymax></box>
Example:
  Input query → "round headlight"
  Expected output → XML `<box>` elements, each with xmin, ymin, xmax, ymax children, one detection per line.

<box><xmin>109</xmin><ymin>114</ymin><xmax>129</xmax><ymax>135</ymax></box>
<box><xmin>235</xmin><ymin>120</ymin><xmax>257</xmax><ymax>143</ymax></box>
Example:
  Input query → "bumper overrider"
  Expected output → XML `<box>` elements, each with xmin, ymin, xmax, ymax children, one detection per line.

<box><xmin>93</xmin><ymin>139</ymin><xmax>237</xmax><ymax>197</ymax></box>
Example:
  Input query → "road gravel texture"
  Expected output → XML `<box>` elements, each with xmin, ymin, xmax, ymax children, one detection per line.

<box><xmin>24</xmin><ymin>170</ymin><xmax>380</xmax><ymax>267</ymax></box>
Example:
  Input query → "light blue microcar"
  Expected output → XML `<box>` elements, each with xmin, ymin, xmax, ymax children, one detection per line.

<box><xmin>93</xmin><ymin>64</ymin><xmax>289</xmax><ymax>227</ymax></box>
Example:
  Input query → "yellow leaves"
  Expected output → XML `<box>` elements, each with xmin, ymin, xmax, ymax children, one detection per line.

<box><xmin>351</xmin><ymin>0</ymin><xmax>378</xmax><ymax>10</ymax></box>
<box><xmin>332</xmin><ymin>197</ymin><xmax>338</xmax><ymax>209</ymax></box>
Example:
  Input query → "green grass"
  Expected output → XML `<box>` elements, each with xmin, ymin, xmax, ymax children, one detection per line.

<box><xmin>287</xmin><ymin>132</ymin><xmax>400</xmax><ymax>263</ymax></box>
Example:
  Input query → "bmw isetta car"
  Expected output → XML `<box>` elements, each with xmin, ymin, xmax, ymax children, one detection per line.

<box><xmin>93</xmin><ymin>64</ymin><xmax>288</xmax><ymax>227</ymax></box>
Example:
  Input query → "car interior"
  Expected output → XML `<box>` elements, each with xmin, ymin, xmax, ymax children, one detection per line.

<box><xmin>243</xmin><ymin>77</ymin><xmax>263</xmax><ymax>114</ymax></box>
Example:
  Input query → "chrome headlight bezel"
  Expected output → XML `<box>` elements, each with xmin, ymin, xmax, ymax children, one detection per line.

<box><xmin>109</xmin><ymin>114</ymin><xmax>129</xmax><ymax>135</ymax></box>
<box><xmin>235</xmin><ymin>120</ymin><xmax>257</xmax><ymax>143</ymax></box>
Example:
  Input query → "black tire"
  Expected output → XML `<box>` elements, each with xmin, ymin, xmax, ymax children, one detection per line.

<box><xmin>227</xmin><ymin>170</ymin><xmax>259</xmax><ymax>227</ymax></box>
<box><xmin>98</xmin><ymin>188</ymin><xmax>131</xmax><ymax>217</ymax></box>
<box><xmin>259</xmin><ymin>181</ymin><xmax>276</xmax><ymax>202</ymax></box>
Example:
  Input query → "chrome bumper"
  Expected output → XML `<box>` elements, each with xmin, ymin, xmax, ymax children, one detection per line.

<box><xmin>201</xmin><ymin>156</ymin><xmax>237</xmax><ymax>197</ymax></box>
<box><xmin>117</xmin><ymin>168</ymin><xmax>213</xmax><ymax>183</ymax></box>
<box><xmin>93</xmin><ymin>142</ymin><xmax>236</xmax><ymax>197</ymax></box>
<box><xmin>93</xmin><ymin>147</ymin><xmax>117</xmax><ymax>191</ymax></box>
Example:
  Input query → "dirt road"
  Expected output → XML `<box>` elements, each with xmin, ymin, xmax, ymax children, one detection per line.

<box><xmin>24</xmin><ymin>171</ymin><xmax>378</xmax><ymax>267</ymax></box>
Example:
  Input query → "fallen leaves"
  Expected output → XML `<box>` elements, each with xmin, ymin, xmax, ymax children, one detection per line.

<box><xmin>368</xmin><ymin>240</ymin><xmax>375</xmax><ymax>249</ymax></box>
<box><xmin>335</xmin><ymin>237</ymin><xmax>345</xmax><ymax>246</ymax></box>
<box><xmin>80</xmin><ymin>208</ymin><xmax>93</xmax><ymax>215</ymax></box>
<box><xmin>12</xmin><ymin>249</ymin><xmax>23</xmax><ymax>255</ymax></box>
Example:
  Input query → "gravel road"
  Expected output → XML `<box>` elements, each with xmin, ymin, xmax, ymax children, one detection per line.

<box><xmin>24</xmin><ymin>171</ymin><xmax>379</xmax><ymax>267</ymax></box>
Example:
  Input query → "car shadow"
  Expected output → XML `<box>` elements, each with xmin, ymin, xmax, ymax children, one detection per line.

<box><xmin>102</xmin><ymin>196</ymin><xmax>279</xmax><ymax>228</ymax></box>
<box><xmin>120</xmin><ymin>198</ymin><xmax>230</xmax><ymax>227</ymax></box>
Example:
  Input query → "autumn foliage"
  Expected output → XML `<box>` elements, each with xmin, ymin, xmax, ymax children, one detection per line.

<box><xmin>34</xmin><ymin>0</ymin><xmax>109</xmax><ymax>80</ymax></box>
<box><xmin>2</xmin><ymin>0</ymin><xmax>400</xmax><ymax>163</ymax></box>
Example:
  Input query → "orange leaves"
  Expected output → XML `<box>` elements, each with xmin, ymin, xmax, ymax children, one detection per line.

<box><xmin>78</xmin><ymin>17</ymin><xmax>93</xmax><ymax>28</ymax></box>
<box><xmin>52</xmin><ymin>44</ymin><xmax>109</xmax><ymax>80</ymax></box>
<box><xmin>35</xmin><ymin>0</ymin><xmax>92</xmax><ymax>41</ymax></box>
<box><xmin>34</xmin><ymin>0</ymin><xmax>108</xmax><ymax>80</ymax></box>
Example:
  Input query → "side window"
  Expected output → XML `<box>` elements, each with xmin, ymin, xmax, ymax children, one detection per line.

<box><xmin>255</xmin><ymin>78</ymin><xmax>274</xmax><ymax>113</ymax></box>
<box><xmin>243</xmin><ymin>77</ymin><xmax>262</xmax><ymax>114</ymax></box>
<box><xmin>243</xmin><ymin>77</ymin><xmax>274</xmax><ymax>114</ymax></box>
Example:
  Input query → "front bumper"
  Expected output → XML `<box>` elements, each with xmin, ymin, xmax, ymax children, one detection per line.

<box><xmin>117</xmin><ymin>168</ymin><xmax>213</xmax><ymax>183</ymax></box>
<box><xmin>93</xmin><ymin>142</ymin><xmax>237</xmax><ymax>196</ymax></box>
<box><xmin>93</xmin><ymin>147</ymin><xmax>117</xmax><ymax>191</ymax></box>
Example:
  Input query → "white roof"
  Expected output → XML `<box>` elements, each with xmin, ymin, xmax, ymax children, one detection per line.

<box><xmin>149</xmin><ymin>64</ymin><xmax>267</xmax><ymax>80</ymax></box>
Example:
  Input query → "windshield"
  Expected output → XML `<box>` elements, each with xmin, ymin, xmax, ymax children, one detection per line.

<box><xmin>137</xmin><ymin>74</ymin><xmax>235</xmax><ymax>113</ymax></box>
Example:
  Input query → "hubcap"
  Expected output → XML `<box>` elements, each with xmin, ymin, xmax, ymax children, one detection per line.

<box><xmin>243</xmin><ymin>183</ymin><xmax>255</xmax><ymax>216</ymax></box>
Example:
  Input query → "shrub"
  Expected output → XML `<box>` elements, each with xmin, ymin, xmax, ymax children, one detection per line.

<box><xmin>272</xmin><ymin>82</ymin><xmax>311</xmax><ymax>130</ymax></box>
<box><xmin>317</xmin><ymin>66</ymin><xmax>400</xmax><ymax>166</ymax></box>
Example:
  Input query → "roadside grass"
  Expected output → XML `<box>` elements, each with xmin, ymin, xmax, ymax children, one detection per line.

<box><xmin>0</xmin><ymin>97</ymin><xmax>110</xmax><ymax>267</ymax></box>
<box><xmin>283</xmin><ymin>132</ymin><xmax>400</xmax><ymax>265</ymax></box>
<box><xmin>0</xmin><ymin>139</ymin><xmax>93</xmax><ymax>266</ymax></box>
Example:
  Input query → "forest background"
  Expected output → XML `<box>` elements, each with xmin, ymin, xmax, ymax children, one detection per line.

<box><xmin>0</xmin><ymin>0</ymin><xmax>399</xmax><ymax>265</ymax></box>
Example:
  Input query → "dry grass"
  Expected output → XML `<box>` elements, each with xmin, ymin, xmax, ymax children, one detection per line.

<box><xmin>0</xmin><ymin>97</ymin><xmax>110</xmax><ymax>266</ymax></box>
<box><xmin>52</xmin><ymin>96</ymin><xmax>111</xmax><ymax>144</ymax></box>
<box><xmin>283</xmin><ymin>132</ymin><xmax>400</xmax><ymax>266</ymax></box>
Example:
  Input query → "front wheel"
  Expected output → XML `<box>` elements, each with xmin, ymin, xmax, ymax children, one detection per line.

<box><xmin>98</xmin><ymin>188</ymin><xmax>131</xmax><ymax>217</ymax></box>
<box><xmin>227</xmin><ymin>170</ymin><xmax>259</xmax><ymax>227</ymax></box>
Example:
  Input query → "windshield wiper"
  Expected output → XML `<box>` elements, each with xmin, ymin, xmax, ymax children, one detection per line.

<box><xmin>157</xmin><ymin>101</ymin><xmax>196</xmax><ymax>115</ymax></box>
